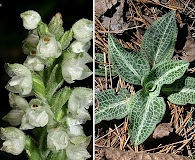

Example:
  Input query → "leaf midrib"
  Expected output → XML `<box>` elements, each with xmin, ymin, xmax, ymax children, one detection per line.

<box><xmin>134</xmin><ymin>97</ymin><xmax>151</xmax><ymax>145</ymax></box>
<box><xmin>153</xmin><ymin>15</ymin><xmax>173</xmax><ymax>66</ymax></box>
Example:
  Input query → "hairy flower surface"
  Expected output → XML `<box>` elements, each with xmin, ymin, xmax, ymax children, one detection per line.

<box><xmin>0</xmin><ymin>127</ymin><xmax>25</xmax><ymax>155</ymax></box>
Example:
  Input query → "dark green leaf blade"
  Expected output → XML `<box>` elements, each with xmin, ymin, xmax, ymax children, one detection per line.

<box><xmin>108</xmin><ymin>34</ymin><xmax>150</xmax><ymax>85</ymax></box>
<box><xmin>168</xmin><ymin>77</ymin><xmax>195</xmax><ymax>105</ymax></box>
<box><xmin>128</xmin><ymin>90</ymin><xmax>166</xmax><ymax>146</ymax></box>
<box><xmin>140</xmin><ymin>11</ymin><xmax>178</xmax><ymax>66</ymax></box>
<box><xmin>95</xmin><ymin>89</ymin><xmax>131</xmax><ymax>124</ymax></box>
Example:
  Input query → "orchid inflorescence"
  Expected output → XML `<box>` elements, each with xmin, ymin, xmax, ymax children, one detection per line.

<box><xmin>0</xmin><ymin>10</ymin><xmax>93</xmax><ymax>160</ymax></box>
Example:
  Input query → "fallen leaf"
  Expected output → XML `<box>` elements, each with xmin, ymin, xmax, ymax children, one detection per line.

<box><xmin>101</xmin><ymin>0</ymin><xmax>129</xmax><ymax>32</ymax></box>
<box><xmin>180</xmin><ymin>29</ymin><xmax>195</xmax><ymax>62</ymax></box>
<box><xmin>174</xmin><ymin>24</ymin><xmax>195</xmax><ymax>62</ymax></box>
<box><xmin>104</xmin><ymin>147</ymin><xmax>192</xmax><ymax>160</ymax></box>
<box><xmin>95</xmin><ymin>0</ymin><xmax>118</xmax><ymax>17</ymax></box>
<box><xmin>153</xmin><ymin>123</ymin><xmax>173</xmax><ymax>139</ymax></box>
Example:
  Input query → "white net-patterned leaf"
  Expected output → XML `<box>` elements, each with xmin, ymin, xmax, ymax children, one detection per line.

<box><xmin>128</xmin><ymin>90</ymin><xmax>166</xmax><ymax>146</ymax></box>
<box><xmin>95</xmin><ymin>89</ymin><xmax>131</xmax><ymax>124</ymax></box>
<box><xmin>142</xmin><ymin>60</ymin><xmax>189</xmax><ymax>96</ymax></box>
<box><xmin>168</xmin><ymin>77</ymin><xmax>195</xmax><ymax>105</ymax></box>
<box><xmin>108</xmin><ymin>34</ymin><xmax>150</xmax><ymax>85</ymax></box>
<box><xmin>140</xmin><ymin>11</ymin><xmax>177</xmax><ymax>66</ymax></box>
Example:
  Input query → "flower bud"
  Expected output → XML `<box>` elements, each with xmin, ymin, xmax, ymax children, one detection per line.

<box><xmin>3</xmin><ymin>93</ymin><xmax>29</xmax><ymax>126</ymax></box>
<box><xmin>20</xmin><ymin>10</ymin><xmax>41</xmax><ymax>30</ymax></box>
<box><xmin>72</xmin><ymin>18</ymin><xmax>93</xmax><ymax>43</ymax></box>
<box><xmin>5</xmin><ymin>63</ymin><xmax>32</xmax><ymax>96</ymax></box>
<box><xmin>37</xmin><ymin>35</ymin><xmax>62</xmax><ymax>60</ymax></box>
<box><xmin>0</xmin><ymin>127</ymin><xmax>25</xmax><ymax>155</ymax></box>
<box><xmin>3</xmin><ymin>109</ymin><xmax>24</xmax><ymax>126</ymax></box>
<box><xmin>70</xmin><ymin>40</ymin><xmax>91</xmax><ymax>53</ymax></box>
<box><xmin>47</xmin><ymin>127</ymin><xmax>69</xmax><ymax>151</ymax></box>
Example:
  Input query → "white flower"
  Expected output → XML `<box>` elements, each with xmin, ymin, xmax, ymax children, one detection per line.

<box><xmin>61</xmin><ymin>52</ymin><xmax>92</xmax><ymax>83</ymax></box>
<box><xmin>70</xmin><ymin>40</ymin><xmax>91</xmax><ymax>53</ymax></box>
<box><xmin>47</xmin><ymin>127</ymin><xmax>69</xmax><ymax>151</ymax></box>
<box><xmin>0</xmin><ymin>127</ymin><xmax>25</xmax><ymax>155</ymax></box>
<box><xmin>20</xmin><ymin>10</ymin><xmax>41</xmax><ymax>30</ymax></box>
<box><xmin>24</xmin><ymin>55</ymin><xmax>44</xmax><ymax>71</ymax></box>
<box><xmin>22</xmin><ymin>30</ymin><xmax>39</xmax><ymax>55</ymax></box>
<box><xmin>66</xmin><ymin>116</ymin><xmax>85</xmax><ymax>137</ymax></box>
<box><xmin>66</xmin><ymin>144</ymin><xmax>91</xmax><ymax>160</ymax></box>
<box><xmin>37</xmin><ymin>34</ymin><xmax>62</xmax><ymax>59</ymax></box>
<box><xmin>3</xmin><ymin>93</ymin><xmax>29</xmax><ymax>126</ymax></box>
<box><xmin>68</xmin><ymin>87</ymin><xmax>92</xmax><ymax>122</ymax></box>
<box><xmin>20</xmin><ymin>99</ymin><xmax>53</xmax><ymax>130</ymax></box>
<box><xmin>5</xmin><ymin>63</ymin><xmax>32</xmax><ymax>96</ymax></box>
<box><xmin>72</xmin><ymin>18</ymin><xmax>93</xmax><ymax>43</ymax></box>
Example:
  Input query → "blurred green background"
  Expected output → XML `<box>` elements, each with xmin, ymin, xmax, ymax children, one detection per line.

<box><xmin>0</xmin><ymin>0</ymin><xmax>93</xmax><ymax>159</ymax></box>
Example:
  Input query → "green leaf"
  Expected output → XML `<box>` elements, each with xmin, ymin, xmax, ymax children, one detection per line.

<box><xmin>59</xmin><ymin>29</ymin><xmax>73</xmax><ymax>50</ymax></box>
<box><xmin>108</xmin><ymin>34</ymin><xmax>150</xmax><ymax>85</ymax></box>
<box><xmin>161</xmin><ymin>75</ymin><xmax>186</xmax><ymax>95</ymax></box>
<box><xmin>140</xmin><ymin>11</ymin><xmax>178</xmax><ymax>66</ymax></box>
<box><xmin>95</xmin><ymin>88</ymin><xmax>131</xmax><ymax>124</ymax></box>
<box><xmin>128</xmin><ymin>90</ymin><xmax>166</xmax><ymax>146</ymax></box>
<box><xmin>142</xmin><ymin>60</ymin><xmax>189</xmax><ymax>96</ymax></box>
<box><xmin>45</xmin><ymin>64</ymin><xmax>64</xmax><ymax>101</ymax></box>
<box><xmin>49</xmin><ymin>87</ymin><xmax>72</xmax><ymax>121</ymax></box>
<box><xmin>46</xmin><ymin>150</ymin><xmax>66</xmax><ymax>160</ymax></box>
<box><xmin>25</xmin><ymin>136</ymin><xmax>41</xmax><ymax>160</ymax></box>
<box><xmin>95</xmin><ymin>53</ymin><xmax>118</xmax><ymax>76</ymax></box>
<box><xmin>168</xmin><ymin>77</ymin><xmax>195</xmax><ymax>105</ymax></box>
<box><xmin>32</xmin><ymin>73</ymin><xmax>46</xmax><ymax>100</ymax></box>
<box><xmin>50</xmin><ymin>87</ymin><xmax>72</xmax><ymax>110</ymax></box>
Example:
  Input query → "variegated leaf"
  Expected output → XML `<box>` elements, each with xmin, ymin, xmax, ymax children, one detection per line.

<box><xmin>108</xmin><ymin>34</ymin><xmax>150</xmax><ymax>85</ymax></box>
<box><xmin>140</xmin><ymin>11</ymin><xmax>178</xmax><ymax>66</ymax></box>
<box><xmin>168</xmin><ymin>77</ymin><xmax>195</xmax><ymax>105</ymax></box>
<box><xmin>95</xmin><ymin>89</ymin><xmax>131</xmax><ymax>124</ymax></box>
<box><xmin>128</xmin><ymin>90</ymin><xmax>166</xmax><ymax>146</ymax></box>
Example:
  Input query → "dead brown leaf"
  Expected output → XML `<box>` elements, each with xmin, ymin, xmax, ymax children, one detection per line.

<box><xmin>103</xmin><ymin>147</ymin><xmax>192</xmax><ymax>160</ymax></box>
<box><xmin>95</xmin><ymin>0</ymin><xmax>118</xmax><ymax>17</ymax></box>
<box><xmin>174</xmin><ymin>25</ymin><xmax>195</xmax><ymax>62</ymax></box>
<box><xmin>101</xmin><ymin>0</ymin><xmax>129</xmax><ymax>32</ymax></box>
<box><xmin>153</xmin><ymin>123</ymin><xmax>173</xmax><ymax>139</ymax></box>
